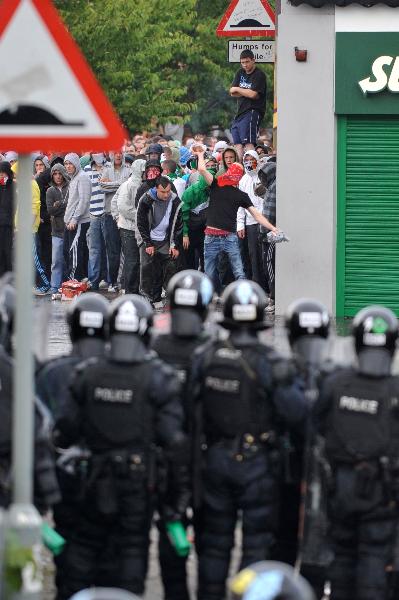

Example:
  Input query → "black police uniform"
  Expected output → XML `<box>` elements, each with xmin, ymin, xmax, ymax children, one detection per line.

<box><xmin>191</xmin><ymin>334</ymin><xmax>307</xmax><ymax>600</ymax></box>
<box><xmin>36</xmin><ymin>293</ymin><xmax>110</xmax><ymax>594</ymax></box>
<box><xmin>54</xmin><ymin>347</ymin><xmax>187</xmax><ymax>598</ymax></box>
<box><xmin>151</xmin><ymin>268</ymin><xmax>214</xmax><ymax>600</ymax></box>
<box><xmin>315</xmin><ymin>367</ymin><xmax>399</xmax><ymax>600</ymax></box>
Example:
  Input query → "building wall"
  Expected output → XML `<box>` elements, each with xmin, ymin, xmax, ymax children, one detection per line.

<box><xmin>275</xmin><ymin>2</ymin><xmax>399</xmax><ymax>316</ymax></box>
<box><xmin>275</xmin><ymin>0</ymin><xmax>336</xmax><ymax>314</ymax></box>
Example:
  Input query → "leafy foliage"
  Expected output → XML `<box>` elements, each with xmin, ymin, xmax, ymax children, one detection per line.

<box><xmin>54</xmin><ymin>0</ymin><xmax>275</xmax><ymax>133</ymax></box>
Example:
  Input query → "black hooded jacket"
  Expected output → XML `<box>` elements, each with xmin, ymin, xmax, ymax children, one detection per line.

<box><xmin>0</xmin><ymin>161</ymin><xmax>14</xmax><ymax>227</ymax></box>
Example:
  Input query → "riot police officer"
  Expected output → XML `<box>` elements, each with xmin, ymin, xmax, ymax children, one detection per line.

<box><xmin>314</xmin><ymin>305</ymin><xmax>399</xmax><ymax>600</ymax></box>
<box><xmin>190</xmin><ymin>280</ymin><xmax>307</xmax><ymax>600</ymax></box>
<box><xmin>285</xmin><ymin>299</ymin><xmax>332</xmax><ymax>597</ymax></box>
<box><xmin>0</xmin><ymin>278</ymin><xmax>60</xmax><ymax>509</ymax></box>
<box><xmin>36</xmin><ymin>293</ymin><xmax>110</xmax><ymax>593</ymax></box>
<box><xmin>151</xmin><ymin>269</ymin><xmax>214</xmax><ymax>600</ymax></box>
<box><xmin>54</xmin><ymin>295</ymin><xmax>189</xmax><ymax>599</ymax></box>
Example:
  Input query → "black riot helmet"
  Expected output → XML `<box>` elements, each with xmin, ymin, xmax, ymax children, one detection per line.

<box><xmin>67</xmin><ymin>293</ymin><xmax>109</xmax><ymax>357</ymax></box>
<box><xmin>230</xmin><ymin>561</ymin><xmax>316</xmax><ymax>600</ymax></box>
<box><xmin>0</xmin><ymin>276</ymin><xmax>16</xmax><ymax>355</ymax></box>
<box><xmin>221</xmin><ymin>280</ymin><xmax>268</xmax><ymax>330</ymax></box>
<box><xmin>352</xmin><ymin>305</ymin><xmax>398</xmax><ymax>377</ymax></box>
<box><xmin>167</xmin><ymin>269</ymin><xmax>214</xmax><ymax>337</ymax></box>
<box><xmin>109</xmin><ymin>295</ymin><xmax>153</xmax><ymax>362</ymax></box>
<box><xmin>285</xmin><ymin>298</ymin><xmax>330</xmax><ymax>367</ymax></box>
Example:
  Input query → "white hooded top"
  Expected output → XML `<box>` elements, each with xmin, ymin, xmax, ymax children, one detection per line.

<box><xmin>237</xmin><ymin>150</ymin><xmax>263</xmax><ymax>229</ymax></box>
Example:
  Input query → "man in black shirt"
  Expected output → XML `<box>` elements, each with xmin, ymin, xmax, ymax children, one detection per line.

<box><xmin>196</xmin><ymin>150</ymin><xmax>277</xmax><ymax>295</ymax></box>
<box><xmin>230</xmin><ymin>49</ymin><xmax>267</xmax><ymax>160</ymax></box>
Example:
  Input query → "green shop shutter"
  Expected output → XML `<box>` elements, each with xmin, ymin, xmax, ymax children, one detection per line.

<box><xmin>337</xmin><ymin>116</ymin><xmax>399</xmax><ymax>317</ymax></box>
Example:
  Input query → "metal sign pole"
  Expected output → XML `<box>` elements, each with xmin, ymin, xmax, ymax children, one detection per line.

<box><xmin>13</xmin><ymin>153</ymin><xmax>35</xmax><ymax>504</ymax></box>
<box><xmin>5</xmin><ymin>154</ymin><xmax>42</xmax><ymax>600</ymax></box>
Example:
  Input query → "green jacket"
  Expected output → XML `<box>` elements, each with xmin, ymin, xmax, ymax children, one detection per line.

<box><xmin>181</xmin><ymin>174</ymin><xmax>211</xmax><ymax>236</ymax></box>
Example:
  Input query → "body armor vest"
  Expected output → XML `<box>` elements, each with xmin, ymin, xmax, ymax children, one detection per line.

<box><xmin>200</xmin><ymin>341</ymin><xmax>273</xmax><ymax>440</ymax></box>
<box><xmin>153</xmin><ymin>333</ymin><xmax>204</xmax><ymax>387</ymax></box>
<box><xmin>81</xmin><ymin>359</ymin><xmax>154</xmax><ymax>451</ymax></box>
<box><xmin>325</xmin><ymin>371</ymin><xmax>399</xmax><ymax>463</ymax></box>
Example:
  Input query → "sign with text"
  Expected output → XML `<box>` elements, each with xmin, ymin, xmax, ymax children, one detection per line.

<box><xmin>228</xmin><ymin>40</ymin><xmax>275</xmax><ymax>63</ymax></box>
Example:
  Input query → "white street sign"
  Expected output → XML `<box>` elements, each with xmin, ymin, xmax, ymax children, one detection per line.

<box><xmin>228</xmin><ymin>40</ymin><xmax>275</xmax><ymax>63</ymax></box>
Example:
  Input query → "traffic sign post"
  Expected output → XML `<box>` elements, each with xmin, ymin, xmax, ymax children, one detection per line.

<box><xmin>217</xmin><ymin>0</ymin><xmax>275</xmax><ymax>38</ymax></box>
<box><xmin>0</xmin><ymin>0</ymin><xmax>126</xmax><ymax>595</ymax></box>
<box><xmin>228</xmin><ymin>40</ymin><xmax>275</xmax><ymax>63</ymax></box>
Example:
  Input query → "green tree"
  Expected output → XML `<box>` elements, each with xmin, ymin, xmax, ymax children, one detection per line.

<box><xmin>54</xmin><ymin>0</ymin><xmax>275</xmax><ymax>134</ymax></box>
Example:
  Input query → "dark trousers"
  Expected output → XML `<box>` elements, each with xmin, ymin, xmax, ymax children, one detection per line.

<box><xmin>120</xmin><ymin>229</ymin><xmax>140</xmax><ymax>294</ymax></box>
<box><xmin>104</xmin><ymin>214</ymin><xmax>121</xmax><ymax>286</ymax></box>
<box><xmin>196</xmin><ymin>446</ymin><xmax>278</xmax><ymax>600</ymax></box>
<box><xmin>158</xmin><ymin>518</ymin><xmax>190</xmax><ymax>600</ymax></box>
<box><xmin>63</xmin><ymin>222</ymin><xmax>89</xmax><ymax>281</ymax></box>
<box><xmin>328</xmin><ymin>466</ymin><xmax>395</xmax><ymax>600</ymax></box>
<box><xmin>56</xmin><ymin>474</ymin><xmax>153</xmax><ymax>600</ymax></box>
<box><xmin>37</xmin><ymin>220</ymin><xmax>52</xmax><ymax>281</ymax></box>
<box><xmin>184</xmin><ymin>227</ymin><xmax>205</xmax><ymax>271</ymax></box>
<box><xmin>246</xmin><ymin>224</ymin><xmax>267</xmax><ymax>289</ymax></box>
<box><xmin>0</xmin><ymin>226</ymin><xmax>12</xmax><ymax>276</ymax></box>
<box><xmin>262</xmin><ymin>240</ymin><xmax>275</xmax><ymax>300</ymax></box>
<box><xmin>140</xmin><ymin>243</ymin><xmax>178</xmax><ymax>302</ymax></box>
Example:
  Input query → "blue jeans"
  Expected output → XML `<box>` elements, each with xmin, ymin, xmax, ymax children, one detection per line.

<box><xmin>50</xmin><ymin>236</ymin><xmax>65</xmax><ymax>292</ymax></box>
<box><xmin>204</xmin><ymin>233</ymin><xmax>245</xmax><ymax>293</ymax></box>
<box><xmin>88</xmin><ymin>214</ymin><xmax>107</xmax><ymax>289</ymax></box>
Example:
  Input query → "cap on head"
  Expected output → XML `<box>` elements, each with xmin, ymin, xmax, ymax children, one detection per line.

<box><xmin>109</xmin><ymin>295</ymin><xmax>153</xmax><ymax>339</ymax></box>
<box><xmin>221</xmin><ymin>280</ymin><xmax>268</xmax><ymax>330</ymax></box>
<box><xmin>286</xmin><ymin>298</ymin><xmax>330</xmax><ymax>346</ymax></box>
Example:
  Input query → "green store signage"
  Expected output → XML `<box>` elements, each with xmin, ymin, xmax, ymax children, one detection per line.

<box><xmin>336</xmin><ymin>33</ymin><xmax>399</xmax><ymax>114</ymax></box>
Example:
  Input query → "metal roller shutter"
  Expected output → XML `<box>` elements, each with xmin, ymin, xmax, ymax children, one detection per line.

<box><xmin>337</xmin><ymin>116</ymin><xmax>399</xmax><ymax>317</ymax></box>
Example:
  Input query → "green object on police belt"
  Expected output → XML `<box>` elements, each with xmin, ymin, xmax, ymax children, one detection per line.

<box><xmin>166</xmin><ymin>521</ymin><xmax>191</xmax><ymax>557</ymax></box>
<box><xmin>41</xmin><ymin>522</ymin><xmax>66</xmax><ymax>556</ymax></box>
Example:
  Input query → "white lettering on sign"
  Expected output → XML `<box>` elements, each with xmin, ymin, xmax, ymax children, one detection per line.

<box><xmin>359</xmin><ymin>55</ymin><xmax>399</xmax><ymax>95</ymax></box>
<box><xmin>339</xmin><ymin>395</ymin><xmax>378</xmax><ymax>415</ymax></box>
<box><xmin>228</xmin><ymin>40</ymin><xmax>275</xmax><ymax>64</ymax></box>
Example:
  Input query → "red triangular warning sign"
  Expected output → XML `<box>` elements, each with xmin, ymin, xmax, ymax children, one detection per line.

<box><xmin>0</xmin><ymin>0</ymin><xmax>127</xmax><ymax>151</ymax></box>
<box><xmin>217</xmin><ymin>0</ymin><xmax>275</xmax><ymax>38</ymax></box>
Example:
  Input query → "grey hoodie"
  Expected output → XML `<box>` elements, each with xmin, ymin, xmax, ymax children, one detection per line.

<box><xmin>63</xmin><ymin>153</ymin><xmax>91</xmax><ymax>226</ymax></box>
<box><xmin>100</xmin><ymin>153</ymin><xmax>131</xmax><ymax>214</ymax></box>
<box><xmin>111</xmin><ymin>159</ymin><xmax>146</xmax><ymax>232</ymax></box>
<box><xmin>46</xmin><ymin>164</ymin><xmax>70</xmax><ymax>238</ymax></box>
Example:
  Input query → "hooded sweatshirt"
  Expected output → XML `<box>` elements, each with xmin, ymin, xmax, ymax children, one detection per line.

<box><xmin>237</xmin><ymin>150</ymin><xmax>263</xmax><ymax>229</ymax></box>
<box><xmin>63</xmin><ymin>153</ymin><xmax>91</xmax><ymax>226</ymax></box>
<box><xmin>112</xmin><ymin>159</ymin><xmax>146</xmax><ymax>232</ymax></box>
<box><xmin>100</xmin><ymin>153</ymin><xmax>131</xmax><ymax>214</ymax></box>
<box><xmin>217</xmin><ymin>145</ymin><xmax>239</xmax><ymax>176</ymax></box>
<box><xmin>46</xmin><ymin>164</ymin><xmax>70</xmax><ymax>238</ymax></box>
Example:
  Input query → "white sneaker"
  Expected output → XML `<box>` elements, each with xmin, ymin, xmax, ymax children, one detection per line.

<box><xmin>118</xmin><ymin>289</ymin><xmax>126</xmax><ymax>295</ymax></box>
<box><xmin>99</xmin><ymin>280</ymin><xmax>109</xmax><ymax>290</ymax></box>
<box><xmin>108</xmin><ymin>285</ymin><xmax>118</xmax><ymax>293</ymax></box>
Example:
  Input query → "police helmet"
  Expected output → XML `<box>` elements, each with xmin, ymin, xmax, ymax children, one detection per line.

<box><xmin>352</xmin><ymin>305</ymin><xmax>398</xmax><ymax>377</ymax></box>
<box><xmin>230</xmin><ymin>561</ymin><xmax>316</xmax><ymax>600</ymax></box>
<box><xmin>285</xmin><ymin>298</ymin><xmax>330</xmax><ymax>366</ymax></box>
<box><xmin>109</xmin><ymin>295</ymin><xmax>153</xmax><ymax>339</ymax></box>
<box><xmin>109</xmin><ymin>295</ymin><xmax>153</xmax><ymax>362</ymax></box>
<box><xmin>286</xmin><ymin>298</ymin><xmax>330</xmax><ymax>345</ymax></box>
<box><xmin>221</xmin><ymin>280</ymin><xmax>268</xmax><ymax>330</ymax></box>
<box><xmin>67</xmin><ymin>293</ymin><xmax>109</xmax><ymax>343</ymax></box>
<box><xmin>167</xmin><ymin>270</ymin><xmax>214</xmax><ymax>337</ymax></box>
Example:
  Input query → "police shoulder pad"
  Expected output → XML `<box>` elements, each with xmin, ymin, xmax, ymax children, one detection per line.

<box><xmin>74</xmin><ymin>356</ymin><xmax>99</xmax><ymax>373</ymax></box>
